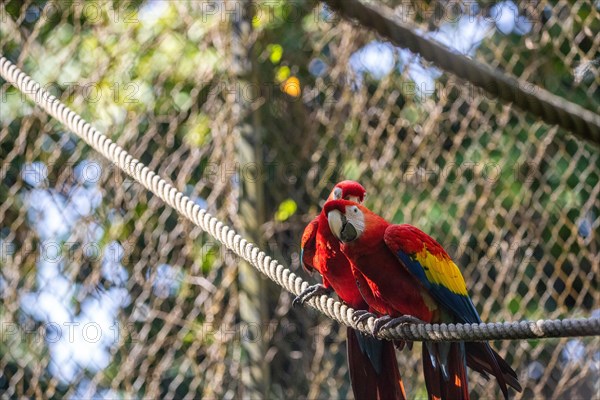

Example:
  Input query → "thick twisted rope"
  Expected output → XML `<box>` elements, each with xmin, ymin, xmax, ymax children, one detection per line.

<box><xmin>323</xmin><ymin>0</ymin><xmax>600</xmax><ymax>146</ymax></box>
<box><xmin>1</xmin><ymin>55</ymin><xmax>599</xmax><ymax>341</ymax></box>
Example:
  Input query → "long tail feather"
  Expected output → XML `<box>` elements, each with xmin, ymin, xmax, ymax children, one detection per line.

<box><xmin>442</xmin><ymin>342</ymin><xmax>469</xmax><ymax>400</ymax></box>
<box><xmin>422</xmin><ymin>342</ymin><xmax>469</xmax><ymax>400</ymax></box>
<box><xmin>465</xmin><ymin>342</ymin><xmax>522</xmax><ymax>396</ymax></box>
<box><xmin>347</xmin><ymin>327</ymin><xmax>406</xmax><ymax>400</ymax></box>
<box><xmin>423</xmin><ymin>343</ymin><xmax>443</xmax><ymax>400</ymax></box>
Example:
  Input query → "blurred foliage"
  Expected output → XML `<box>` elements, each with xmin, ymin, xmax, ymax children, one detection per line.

<box><xmin>0</xmin><ymin>0</ymin><xmax>598</xmax><ymax>399</ymax></box>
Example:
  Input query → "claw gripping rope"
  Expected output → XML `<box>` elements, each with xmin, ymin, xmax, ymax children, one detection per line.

<box><xmin>1</xmin><ymin>55</ymin><xmax>599</xmax><ymax>341</ymax></box>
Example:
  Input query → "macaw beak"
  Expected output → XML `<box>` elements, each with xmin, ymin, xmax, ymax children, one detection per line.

<box><xmin>327</xmin><ymin>210</ymin><xmax>358</xmax><ymax>242</ymax></box>
<box><xmin>327</xmin><ymin>210</ymin><xmax>344</xmax><ymax>239</ymax></box>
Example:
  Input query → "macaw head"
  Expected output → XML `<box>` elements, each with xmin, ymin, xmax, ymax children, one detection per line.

<box><xmin>324</xmin><ymin>199</ymin><xmax>364</xmax><ymax>242</ymax></box>
<box><xmin>324</xmin><ymin>199</ymin><xmax>389</xmax><ymax>244</ymax></box>
<box><xmin>327</xmin><ymin>180</ymin><xmax>366</xmax><ymax>203</ymax></box>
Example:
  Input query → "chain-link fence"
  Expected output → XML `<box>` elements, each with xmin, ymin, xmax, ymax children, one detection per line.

<box><xmin>0</xmin><ymin>1</ymin><xmax>598</xmax><ymax>399</ymax></box>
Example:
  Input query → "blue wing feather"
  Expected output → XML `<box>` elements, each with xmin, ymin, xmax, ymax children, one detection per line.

<box><xmin>395</xmin><ymin>251</ymin><xmax>481</xmax><ymax>324</ymax></box>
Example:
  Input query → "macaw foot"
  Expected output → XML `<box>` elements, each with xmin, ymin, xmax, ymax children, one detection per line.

<box><xmin>292</xmin><ymin>284</ymin><xmax>332</xmax><ymax>307</ymax></box>
<box><xmin>351</xmin><ymin>310</ymin><xmax>378</xmax><ymax>325</ymax></box>
<box><xmin>373</xmin><ymin>315</ymin><xmax>426</xmax><ymax>336</ymax></box>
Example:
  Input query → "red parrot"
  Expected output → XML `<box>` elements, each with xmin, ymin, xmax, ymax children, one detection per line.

<box><xmin>323</xmin><ymin>199</ymin><xmax>522</xmax><ymax>400</ymax></box>
<box><xmin>296</xmin><ymin>181</ymin><xmax>406</xmax><ymax>400</ymax></box>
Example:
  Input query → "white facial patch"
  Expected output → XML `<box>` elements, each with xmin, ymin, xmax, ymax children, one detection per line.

<box><xmin>333</xmin><ymin>187</ymin><xmax>343</xmax><ymax>199</ymax></box>
<box><xmin>344</xmin><ymin>205</ymin><xmax>365</xmax><ymax>237</ymax></box>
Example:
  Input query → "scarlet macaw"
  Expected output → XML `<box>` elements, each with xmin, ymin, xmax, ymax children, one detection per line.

<box><xmin>324</xmin><ymin>199</ymin><xmax>522</xmax><ymax>400</ymax></box>
<box><xmin>296</xmin><ymin>181</ymin><xmax>406</xmax><ymax>400</ymax></box>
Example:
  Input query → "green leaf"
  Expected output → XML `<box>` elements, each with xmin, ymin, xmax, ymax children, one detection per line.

<box><xmin>275</xmin><ymin>66</ymin><xmax>291</xmax><ymax>83</ymax></box>
<box><xmin>268</xmin><ymin>44</ymin><xmax>283</xmax><ymax>64</ymax></box>
<box><xmin>275</xmin><ymin>199</ymin><xmax>297</xmax><ymax>222</ymax></box>
<box><xmin>184</xmin><ymin>114</ymin><xmax>211</xmax><ymax>147</ymax></box>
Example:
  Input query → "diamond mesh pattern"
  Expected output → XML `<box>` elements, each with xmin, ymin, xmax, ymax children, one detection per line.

<box><xmin>1</xmin><ymin>1</ymin><xmax>598</xmax><ymax>399</ymax></box>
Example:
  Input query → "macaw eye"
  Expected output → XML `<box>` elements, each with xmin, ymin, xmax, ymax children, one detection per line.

<box><xmin>333</xmin><ymin>187</ymin><xmax>342</xmax><ymax>199</ymax></box>
<box><xmin>353</xmin><ymin>207</ymin><xmax>358</xmax><ymax>213</ymax></box>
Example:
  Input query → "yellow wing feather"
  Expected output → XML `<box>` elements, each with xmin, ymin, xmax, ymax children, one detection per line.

<box><xmin>414</xmin><ymin>249</ymin><xmax>468</xmax><ymax>296</ymax></box>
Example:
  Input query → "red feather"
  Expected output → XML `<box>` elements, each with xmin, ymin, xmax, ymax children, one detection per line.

<box><xmin>390</xmin><ymin>224</ymin><xmax>449</xmax><ymax>257</ymax></box>
<box><xmin>302</xmin><ymin>183</ymin><xmax>406</xmax><ymax>400</ymax></box>
<box><xmin>323</xmin><ymin>199</ymin><xmax>521</xmax><ymax>400</ymax></box>
<box><xmin>325</xmin><ymin>202</ymin><xmax>436</xmax><ymax>320</ymax></box>
<box><xmin>300</xmin><ymin>217</ymin><xmax>319</xmax><ymax>274</ymax></box>
<box><xmin>347</xmin><ymin>328</ymin><xmax>407</xmax><ymax>400</ymax></box>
